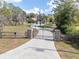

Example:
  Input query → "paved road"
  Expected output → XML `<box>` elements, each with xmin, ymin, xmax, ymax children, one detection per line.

<box><xmin>34</xmin><ymin>29</ymin><xmax>54</xmax><ymax>40</ymax></box>
<box><xmin>0</xmin><ymin>29</ymin><xmax>61</xmax><ymax>59</ymax></box>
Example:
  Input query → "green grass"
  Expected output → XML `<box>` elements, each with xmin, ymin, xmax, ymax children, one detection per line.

<box><xmin>38</xmin><ymin>24</ymin><xmax>53</xmax><ymax>28</ymax></box>
<box><xmin>38</xmin><ymin>25</ymin><xmax>50</xmax><ymax>28</ymax></box>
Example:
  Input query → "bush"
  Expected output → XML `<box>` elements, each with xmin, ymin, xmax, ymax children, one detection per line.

<box><xmin>27</xmin><ymin>19</ymin><xmax>35</xmax><ymax>23</ymax></box>
<box><xmin>66</xmin><ymin>26</ymin><xmax>79</xmax><ymax>35</ymax></box>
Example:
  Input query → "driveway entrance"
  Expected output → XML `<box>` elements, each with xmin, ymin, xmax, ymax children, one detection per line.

<box><xmin>34</xmin><ymin>29</ymin><xmax>54</xmax><ymax>41</ymax></box>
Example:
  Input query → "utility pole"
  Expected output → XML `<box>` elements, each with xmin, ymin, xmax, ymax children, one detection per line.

<box><xmin>37</xmin><ymin>11</ymin><xmax>42</xmax><ymax>26</ymax></box>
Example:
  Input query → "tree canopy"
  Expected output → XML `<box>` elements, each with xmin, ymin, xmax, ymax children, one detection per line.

<box><xmin>0</xmin><ymin>2</ymin><xmax>27</xmax><ymax>25</ymax></box>
<box><xmin>54</xmin><ymin>0</ymin><xmax>79</xmax><ymax>35</ymax></box>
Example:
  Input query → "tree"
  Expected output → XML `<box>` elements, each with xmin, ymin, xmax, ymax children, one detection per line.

<box><xmin>54</xmin><ymin>0</ymin><xmax>79</xmax><ymax>35</ymax></box>
<box><xmin>26</xmin><ymin>13</ymin><xmax>36</xmax><ymax>23</ymax></box>
<box><xmin>29</xmin><ymin>13</ymin><xmax>35</xmax><ymax>18</ymax></box>
<box><xmin>0</xmin><ymin>2</ymin><xmax>27</xmax><ymax>25</ymax></box>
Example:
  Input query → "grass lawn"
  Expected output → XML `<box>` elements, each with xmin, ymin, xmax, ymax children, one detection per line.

<box><xmin>1</xmin><ymin>23</ymin><xmax>31</xmax><ymax>37</ymax></box>
<box><xmin>38</xmin><ymin>24</ymin><xmax>54</xmax><ymax>28</ymax></box>
<box><xmin>3</xmin><ymin>23</ymin><xmax>31</xmax><ymax>32</ymax></box>
<box><xmin>55</xmin><ymin>41</ymin><xmax>79</xmax><ymax>59</ymax></box>
<box><xmin>0</xmin><ymin>23</ymin><xmax>31</xmax><ymax>54</ymax></box>
<box><xmin>0</xmin><ymin>39</ymin><xmax>29</xmax><ymax>54</ymax></box>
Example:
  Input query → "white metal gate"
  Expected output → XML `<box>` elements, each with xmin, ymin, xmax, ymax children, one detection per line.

<box><xmin>34</xmin><ymin>29</ymin><xmax>54</xmax><ymax>41</ymax></box>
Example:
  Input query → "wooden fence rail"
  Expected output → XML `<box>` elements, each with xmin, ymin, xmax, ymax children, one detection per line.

<box><xmin>0</xmin><ymin>32</ymin><xmax>28</xmax><ymax>38</ymax></box>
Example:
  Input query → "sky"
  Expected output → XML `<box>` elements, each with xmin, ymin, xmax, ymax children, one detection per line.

<box><xmin>1</xmin><ymin>0</ymin><xmax>55</xmax><ymax>14</ymax></box>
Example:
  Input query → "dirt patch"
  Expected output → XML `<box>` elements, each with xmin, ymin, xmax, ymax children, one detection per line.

<box><xmin>0</xmin><ymin>39</ymin><xmax>29</xmax><ymax>54</ymax></box>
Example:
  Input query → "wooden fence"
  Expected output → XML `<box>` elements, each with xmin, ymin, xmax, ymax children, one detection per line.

<box><xmin>0</xmin><ymin>32</ymin><xmax>28</xmax><ymax>39</ymax></box>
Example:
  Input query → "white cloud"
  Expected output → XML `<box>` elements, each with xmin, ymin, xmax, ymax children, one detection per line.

<box><xmin>43</xmin><ymin>0</ymin><xmax>53</xmax><ymax>14</ymax></box>
<box><xmin>47</xmin><ymin>0</ymin><xmax>53</xmax><ymax>7</ymax></box>
<box><xmin>23</xmin><ymin>7</ymin><xmax>44</xmax><ymax>14</ymax></box>
<box><xmin>47</xmin><ymin>0</ymin><xmax>57</xmax><ymax>9</ymax></box>
<box><xmin>0</xmin><ymin>0</ymin><xmax>22</xmax><ymax>3</ymax></box>
<box><xmin>46</xmin><ymin>0</ymin><xmax>58</xmax><ymax>14</ymax></box>
<box><xmin>23</xmin><ymin>0</ymin><xmax>55</xmax><ymax>14</ymax></box>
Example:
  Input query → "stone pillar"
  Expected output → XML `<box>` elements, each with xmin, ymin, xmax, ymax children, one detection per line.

<box><xmin>26</xmin><ymin>29</ymin><xmax>33</xmax><ymax>39</ymax></box>
<box><xmin>53</xmin><ymin>29</ymin><xmax>61</xmax><ymax>40</ymax></box>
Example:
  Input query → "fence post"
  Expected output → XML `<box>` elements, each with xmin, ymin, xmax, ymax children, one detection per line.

<box><xmin>14</xmin><ymin>32</ymin><xmax>16</xmax><ymax>38</ymax></box>
<box><xmin>0</xmin><ymin>24</ymin><xmax>3</xmax><ymax>38</ymax></box>
<box><xmin>0</xmin><ymin>32</ymin><xmax>2</xmax><ymax>38</ymax></box>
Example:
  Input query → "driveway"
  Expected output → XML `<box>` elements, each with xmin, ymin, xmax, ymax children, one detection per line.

<box><xmin>0</xmin><ymin>29</ymin><xmax>61</xmax><ymax>59</ymax></box>
<box><xmin>34</xmin><ymin>29</ymin><xmax>54</xmax><ymax>40</ymax></box>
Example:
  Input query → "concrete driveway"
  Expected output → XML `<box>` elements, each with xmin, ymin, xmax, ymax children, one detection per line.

<box><xmin>0</xmin><ymin>29</ymin><xmax>61</xmax><ymax>59</ymax></box>
<box><xmin>34</xmin><ymin>29</ymin><xmax>54</xmax><ymax>40</ymax></box>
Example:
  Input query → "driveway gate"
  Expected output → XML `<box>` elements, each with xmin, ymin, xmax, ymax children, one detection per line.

<box><xmin>34</xmin><ymin>28</ymin><xmax>54</xmax><ymax>41</ymax></box>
